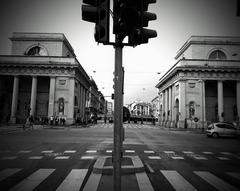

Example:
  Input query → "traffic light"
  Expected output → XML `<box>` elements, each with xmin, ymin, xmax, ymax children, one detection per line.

<box><xmin>129</xmin><ymin>0</ymin><xmax>157</xmax><ymax>46</ymax></box>
<box><xmin>113</xmin><ymin>0</ymin><xmax>157</xmax><ymax>46</ymax></box>
<box><xmin>82</xmin><ymin>0</ymin><xmax>110</xmax><ymax>44</ymax></box>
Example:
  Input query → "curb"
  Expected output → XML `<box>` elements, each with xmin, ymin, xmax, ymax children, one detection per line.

<box><xmin>93</xmin><ymin>155</ymin><xmax>145</xmax><ymax>175</ymax></box>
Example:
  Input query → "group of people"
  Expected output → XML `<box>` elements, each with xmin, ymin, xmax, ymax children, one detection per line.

<box><xmin>49</xmin><ymin>116</ymin><xmax>66</xmax><ymax>126</ymax></box>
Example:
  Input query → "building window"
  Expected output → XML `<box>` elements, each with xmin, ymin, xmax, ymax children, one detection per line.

<box><xmin>188</xmin><ymin>83</ymin><xmax>195</xmax><ymax>88</ymax></box>
<box><xmin>208</xmin><ymin>50</ymin><xmax>227</xmax><ymax>60</ymax></box>
<box><xmin>26</xmin><ymin>46</ymin><xmax>48</xmax><ymax>56</ymax></box>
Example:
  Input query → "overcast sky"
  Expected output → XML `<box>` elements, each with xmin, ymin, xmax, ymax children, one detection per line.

<box><xmin>0</xmin><ymin>0</ymin><xmax>239</xmax><ymax>105</ymax></box>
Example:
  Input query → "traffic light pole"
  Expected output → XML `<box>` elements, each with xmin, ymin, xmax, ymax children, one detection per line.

<box><xmin>113</xmin><ymin>36</ymin><xmax>123</xmax><ymax>191</ymax></box>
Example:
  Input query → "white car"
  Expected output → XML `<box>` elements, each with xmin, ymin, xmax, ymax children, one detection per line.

<box><xmin>206</xmin><ymin>122</ymin><xmax>237</xmax><ymax>138</ymax></box>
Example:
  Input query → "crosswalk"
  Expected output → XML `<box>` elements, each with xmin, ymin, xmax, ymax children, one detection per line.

<box><xmin>0</xmin><ymin>167</ymin><xmax>239</xmax><ymax>190</ymax></box>
<box><xmin>92</xmin><ymin>123</ymin><xmax>158</xmax><ymax>129</ymax></box>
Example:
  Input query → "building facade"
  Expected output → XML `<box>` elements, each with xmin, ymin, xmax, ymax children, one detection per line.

<box><xmin>0</xmin><ymin>32</ymin><xmax>103</xmax><ymax>125</ymax></box>
<box><xmin>156</xmin><ymin>36</ymin><xmax>240</xmax><ymax>128</ymax></box>
<box><xmin>127</xmin><ymin>101</ymin><xmax>152</xmax><ymax>117</ymax></box>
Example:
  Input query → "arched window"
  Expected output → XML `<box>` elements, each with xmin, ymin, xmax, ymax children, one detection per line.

<box><xmin>189</xmin><ymin>101</ymin><xmax>195</xmax><ymax>119</ymax></box>
<box><xmin>58</xmin><ymin>98</ymin><xmax>64</xmax><ymax>114</ymax></box>
<box><xmin>208</xmin><ymin>50</ymin><xmax>227</xmax><ymax>60</ymax></box>
<box><xmin>26</xmin><ymin>46</ymin><xmax>48</xmax><ymax>56</ymax></box>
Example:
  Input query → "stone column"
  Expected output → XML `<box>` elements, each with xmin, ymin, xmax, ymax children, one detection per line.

<box><xmin>48</xmin><ymin>77</ymin><xmax>56</xmax><ymax>118</ymax></box>
<box><xmin>162</xmin><ymin>90</ymin><xmax>165</xmax><ymax>125</ymax></box>
<box><xmin>217</xmin><ymin>80</ymin><xmax>224</xmax><ymax>122</ymax></box>
<box><xmin>9</xmin><ymin>76</ymin><xmax>19</xmax><ymax>123</ymax></box>
<box><xmin>202</xmin><ymin>80</ymin><xmax>206</xmax><ymax>128</ymax></box>
<box><xmin>158</xmin><ymin>91</ymin><xmax>161</xmax><ymax>125</ymax></box>
<box><xmin>236</xmin><ymin>81</ymin><xmax>240</xmax><ymax>121</ymax></box>
<box><xmin>168</xmin><ymin>86</ymin><xmax>172</xmax><ymax>127</ymax></box>
<box><xmin>68</xmin><ymin>78</ymin><xmax>75</xmax><ymax>124</ymax></box>
<box><xmin>30</xmin><ymin>76</ymin><xmax>37</xmax><ymax>117</ymax></box>
<box><xmin>171</xmin><ymin>84</ymin><xmax>176</xmax><ymax>127</ymax></box>
<box><xmin>165</xmin><ymin>88</ymin><xmax>169</xmax><ymax>126</ymax></box>
<box><xmin>179</xmin><ymin>80</ymin><xmax>186</xmax><ymax>128</ymax></box>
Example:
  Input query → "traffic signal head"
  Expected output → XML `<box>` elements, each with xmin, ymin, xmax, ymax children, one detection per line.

<box><xmin>82</xmin><ymin>0</ymin><xmax>110</xmax><ymax>44</ymax></box>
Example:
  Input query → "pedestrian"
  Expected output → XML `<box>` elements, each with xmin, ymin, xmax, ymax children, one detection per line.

<box><xmin>29</xmin><ymin>115</ymin><xmax>34</xmax><ymax>130</ymax></box>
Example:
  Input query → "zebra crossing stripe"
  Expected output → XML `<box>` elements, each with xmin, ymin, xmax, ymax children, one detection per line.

<box><xmin>164</xmin><ymin>151</ymin><xmax>175</xmax><ymax>154</ymax></box>
<box><xmin>194</xmin><ymin>171</ymin><xmax>239</xmax><ymax>191</ymax></box>
<box><xmin>19</xmin><ymin>150</ymin><xmax>31</xmax><ymax>153</ymax></box>
<box><xmin>0</xmin><ymin>168</ymin><xmax>22</xmax><ymax>182</ymax></box>
<box><xmin>56</xmin><ymin>169</ymin><xmax>88</xmax><ymax>191</ymax></box>
<box><xmin>136</xmin><ymin>172</ymin><xmax>154</xmax><ymax>191</ymax></box>
<box><xmin>64</xmin><ymin>150</ymin><xmax>76</xmax><ymax>153</ymax></box>
<box><xmin>83</xmin><ymin>172</ymin><xmax>101</xmax><ymax>191</ymax></box>
<box><xmin>202</xmin><ymin>151</ymin><xmax>213</xmax><ymax>154</ymax></box>
<box><xmin>41</xmin><ymin>150</ymin><xmax>54</xmax><ymax>153</ymax></box>
<box><xmin>9</xmin><ymin>169</ymin><xmax>55</xmax><ymax>191</ymax></box>
<box><xmin>226</xmin><ymin>172</ymin><xmax>240</xmax><ymax>180</ymax></box>
<box><xmin>160</xmin><ymin>170</ymin><xmax>197</xmax><ymax>191</ymax></box>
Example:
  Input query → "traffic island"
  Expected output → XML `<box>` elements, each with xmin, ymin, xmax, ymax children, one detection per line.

<box><xmin>93</xmin><ymin>155</ymin><xmax>145</xmax><ymax>175</ymax></box>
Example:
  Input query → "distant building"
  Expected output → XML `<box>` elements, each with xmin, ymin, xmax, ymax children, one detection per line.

<box><xmin>156</xmin><ymin>36</ymin><xmax>240</xmax><ymax>128</ymax></box>
<box><xmin>0</xmin><ymin>32</ymin><xmax>104</xmax><ymax>125</ymax></box>
<box><xmin>127</xmin><ymin>101</ymin><xmax>152</xmax><ymax>117</ymax></box>
<box><xmin>151</xmin><ymin>96</ymin><xmax>159</xmax><ymax>118</ymax></box>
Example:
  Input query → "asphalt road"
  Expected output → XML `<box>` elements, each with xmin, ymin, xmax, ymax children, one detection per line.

<box><xmin>0</xmin><ymin>123</ymin><xmax>239</xmax><ymax>191</ymax></box>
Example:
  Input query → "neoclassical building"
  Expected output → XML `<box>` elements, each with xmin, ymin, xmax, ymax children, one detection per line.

<box><xmin>0</xmin><ymin>32</ymin><xmax>104</xmax><ymax>125</ymax></box>
<box><xmin>156</xmin><ymin>36</ymin><xmax>240</xmax><ymax>128</ymax></box>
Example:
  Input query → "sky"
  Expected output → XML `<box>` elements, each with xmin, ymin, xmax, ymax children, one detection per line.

<box><xmin>0</xmin><ymin>0</ymin><xmax>240</xmax><ymax>105</ymax></box>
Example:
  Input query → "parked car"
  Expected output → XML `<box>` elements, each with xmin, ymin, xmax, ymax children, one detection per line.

<box><xmin>206</xmin><ymin>122</ymin><xmax>238</xmax><ymax>138</ymax></box>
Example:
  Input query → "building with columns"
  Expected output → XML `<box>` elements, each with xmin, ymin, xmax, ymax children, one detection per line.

<box><xmin>156</xmin><ymin>36</ymin><xmax>240</xmax><ymax>128</ymax></box>
<box><xmin>0</xmin><ymin>32</ymin><xmax>103</xmax><ymax>125</ymax></box>
<box><xmin>127</xmin><ymin>101</ymin><xmax>152</xmax><ymax>117</ymax></box>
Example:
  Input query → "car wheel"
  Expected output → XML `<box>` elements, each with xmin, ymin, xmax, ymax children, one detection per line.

<box><xmin>212</xmin><ymin>132</ymin><xmax>219</xmax><ymax>138</ymax></box>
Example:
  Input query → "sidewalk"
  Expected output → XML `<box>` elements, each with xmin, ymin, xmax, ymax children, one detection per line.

<box><xmin>159</xmin><ymin>126</ymin><xmax>206</xmax><ymax>134</ymax></box>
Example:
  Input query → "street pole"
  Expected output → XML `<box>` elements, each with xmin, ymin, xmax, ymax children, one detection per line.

<box><xmin>113</xmin><ymin>39</ymin><xmax>123</xmax><ymax>191</ymax></box>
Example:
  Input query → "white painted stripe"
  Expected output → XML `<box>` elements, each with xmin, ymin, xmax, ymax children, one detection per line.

<box><xmin>41</xmin><ymin>150</ymin><xmax>54</xmax><ymax>153</ymax></box>
<box><xmin>194</xmin><ymin>171</ymin><xmax>239</xmax><ymax>191</ymax></box>
<box><xmin>86</xmin><ymin>150</ymin><xmax>97</xmax><ymax>153</ymax></box>
<box><xmin>54</xmin><ymin>156</ymin><xmax>70</xmax><ymax>160</ymax></box>
<box><xmin>148</xmin><ymin>156</ymin><xmax>161</xmax><ymax>159</ymax></box>
<box><xmin>136</xmin><ymin>172</ymin><xmax>155</xmax><ymax>191</ymax></box>
<box><xmin>19</xmin><ymin>150</ymin><xmax>31</xmax><ymax>153</ymax></box>
<box><xmin>64</xmin><ymin>150</ymin><xmax>76</xmax><ymax>153</ymax></box>
<box><xmin>171</xmin><ymin>156</ymin><xmax>184</xmax><ymax>160</ymax></box>
<box><xmin>1</xmin><ymin>156</ymin><xmax>17</xmax><ymax>160</ymax></box>
<box><xmin>83</xmin><ymin>172</ymin><xmax>101</xmax><ymax>191</ymax></box>
<box><xmin>145</xmin><ymin>163</ymin><xmax>154</xmax><ymax>173</ymax></box>
<box><xmin>125</xmin><ymin>150</ymin><xmax>135</xmax><ymax>153</ymax></box>
<box><xmin>0</xmin><ymin>168</ymin><xmax>22</xmax><ymax>181</ymax></box>
<box><xmin>193</xmin><ymin>156</ymin><xmax>207</xmax><ymax>160</ymax></box>
<box><xmin>202</xmin><ymin>151</ymin><xmax>213</xmax><ymax>154</ymax></box>
<box><xmin>9</xmin><ymin>169</ymin><xmax>55</xmax><ymax>191</ymax></box>
<box><xmin>164</xmin><ymin>151</ymin><xmax>175</xmax><ymax>154</ymax></box>
<box><xmin>28</xmin><ymin>156</ymin><xmax>43</xmax><ymax>159</ymax></box>
<box><xmin>226</xmin><ymin>172</ymin><xmax>240</xmax><ymax>180</ymax></box>
<box><xmin>183</xmin><ymin>151</ymin><xmax>194</xmax><ymax>154</ymax></box>
<box><xmin>106</xmin><ymin>150</ymin><xmax>112</xmax><ymax>153</ymax></box>
<box><xmin>217</xmin><ymin>157</ymin><xmax>230</xmax><ymax>160</ymax></box>
<box><xmin>144</xmin><ymin>150</ymin><xmax>155</xmax><ymax>154</ymax></box>
<box><xmin>56</xmin><ymin>169</ymin><xmax>88</xmax><ymax>191</ymax></box>
<box><xmin>81</xmin><ymin>156</ymin><xmax>95</xmax><ymax>160</ymax></box>
<box><xmin>220</xmin><ymin>152</ymin><xmax>231</xmax><ymax>155</ymax></box>
<box><xmin>161</xmin><ymin>170</ymin><xmax>197</xmax><ymax>191</ymax></box>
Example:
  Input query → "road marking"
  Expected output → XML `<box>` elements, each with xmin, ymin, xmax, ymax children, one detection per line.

<box><xmin>145</xmin><ymin>163</ymin><xmax>155</xmax><ymax>173</ymax></box>
<box><xmin>136</xmin><ymin>172</ymin><xmax>155</xmax><ymax>191</ymax></box>
<box><xmin>148</xmin><ymin>156</ymin><xmax>161</xmax><ymax>159</ymax></box>
<box><xmin>0</xmin><ymin>156</ymin><xmax>17</xmax><ymax>160</ymax></box>
<box><xmin>144</xmin><ymin>150</ymin><xmax>155</xmax><ymax>154</ymax></box>
<box><xmin>193</xmin><ymin>156</ymin><xmax>207</xmax><ymax>160</ymax></box>
<box><xmin>183</xmin><ymin>151</ymin><xmax>194</xmax><ymax>154</ymax></box>
<box><xmin>226</xmin><ymin>172</ymin><xmax>240</xmax><ymax>180</ymax></box>
<box><xmin>54</xmin><ymin>156</ymin><xmax>70</xmax><ymax>160</ymax></box>
<box><xmin>164</xmin><ymin>151</ymin><xmax>175</xmax><ymax>154</ymax></box>
<box><xmin>81</xmin><ymin>156</ymin><xmax>95</xmax><ymax>160</ymax></box>
<box><xmin>0</xmin><ymin>168</ymin><xmax>22</xmax><ymax>181</ymax></box>
<box><xmin>64</xmin><ymin>150</ymin><xmax>76</xmax><ymax>153</ymax></box>
<box><xmin>86</xmin><ymin>150</ymin><xmax>97</xmax><ymax>153</ymax></box>
<box><xmin>19</xmin><ymin>150</ymin><xmax>31</xmax><ymax>153</ymax></box>
<box><xmin>125</xmin><ymin>150</ymin><xmax>135</xmax><ymax>153</ymax></box>
<box><xmin>28</xmin><ymin>156</ymin><xmax>43</xmax><ymax>159</ymax></box>
<box><xmin>83</xmin><ymin>172</ymin><xmax>101</xmax><ymax>191</ymax></box>
<box><xmin>56</xmin><ymin>169</ymin><xmax>88</xmax><ymax>191</ymax></box>
<box><xmin>106</xmin><ymin>150</ymin><xmax>112</xmax><ymax>153</ymax></box>
<box><xmin>171</xmin><ymin>156</ymin><xmax>184</xmax><ymax>160</ymax></box>
<box><xmin>217</xmin><ymin>157</ymin><xmax>230</xmax><ymax>160</ymax></box>
<box><xmin>41</xmin><ymin>150</ymin><xmax>54</xmax><ymax>153</ymax></box>
<box><xmin>160</xmin><ymin>170</ymin><xmax>197</xmax><ymax>191</ymax></box>
<box><xmin>220</xmin><ymin>152</ymin><xmax>231</xmax><ymax>155</ymax></box>
<box><xmin>202</xmin><ymin>151</ymin><xmax>213</xmax><ymax>154</ymax></box>
<box><xmin>9</xmin><ymin>169</ymin><xmax>55</xmax><ymax>191</ymax></box>
<box><xmin>194</xmin><ymin>171</ymin><xmax>239</xmax><ymax>191</ymax></box>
